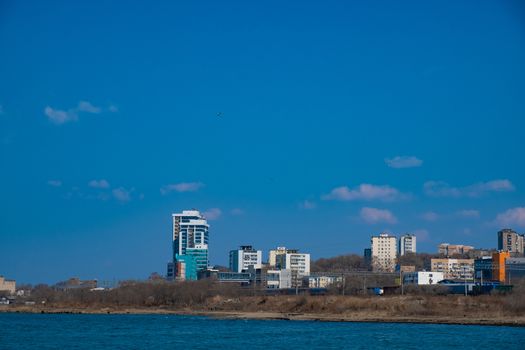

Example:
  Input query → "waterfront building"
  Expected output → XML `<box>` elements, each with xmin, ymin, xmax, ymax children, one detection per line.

<box><xmin>167</xmin><ymin>210</ymin><xmax>209</xmax><ymax>280</ymax></box>
<box><xmin>403</xmin><ymin>271</ymin><xmax>444</xmax><ymax>285</ymax></box>
<box><xmin>438</xmin><ymin>243</ymin><xmax>474</xmax><ymax>256</ymax></box>
<box><xmin>371</xmin><ymin>233</ymin><xmax>397</xmax><ymax>272</ymax></box>
<box><xmin>275</xmin><ymin>250</ymin><xmax>310</xmax><ymax>288</ymax></box>
<box><xmin>229</xmin><ymin>245</ymin><xmax>262</xmax><ymax>273</ymax></box>
<box><xmin>431</xmin><ymin>258</ymin><xmax>474</xmax><ymax>280</ymax></box>
<box><xmin>398</xmin><ymin>234</ymin><xmax>416</xmax><ymax>256</ymax></box>
<box><xmin>0</xmin><ymin>276</ymin><xmax>16</xmax><ymax>295</ymax></box>
<box><xmin>497</xmin><ymin>229</ymin><xmax>525</xmax><ymax>255</ymax></box>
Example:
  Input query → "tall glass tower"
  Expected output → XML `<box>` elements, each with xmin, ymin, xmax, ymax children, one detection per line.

<box><xmin>167</xmin><ymin>210</ymin><xmax>209</xmax><ymax>280</ymax></box>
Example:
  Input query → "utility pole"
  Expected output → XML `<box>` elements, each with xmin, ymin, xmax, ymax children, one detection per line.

<box><xmin>463</xmin><ymin>266</ymin><xmax>467</xmax><ymax>296</ymax></box>
<box><xmin>400</xmin><ymin>270</ymin><xmax>404</xmax><ymax>295</ymax></box>
<box><xmin>342</xmin><ymin>273</ymin><xmax>346</xmax><ymax>296</ymax></box>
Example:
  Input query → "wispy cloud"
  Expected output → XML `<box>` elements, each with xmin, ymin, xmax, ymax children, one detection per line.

<box><xmin>385</xmin><ymin>156</ymin><xmax>422</xmax><ymax>169</ymax></box>
<box><xmin>322</xmin><ymin>184</ymin><xmax>406</xmax><ymax>202</ymax></box>
<box><xmin>495</xmin><ymin>207</ymin><xmax>525</xmax><ymax>228</ymax></box>
<box><xmin>0</xmin><ymin>105</ymin><xmax>4</xmax><ymax>114</ymax></box>
<box><xmin>45</xmin><ymin>106</ymin><xmax>78</xmax><ymax>124</ymax></box>
<box><xmin>360</xmin><ymin>207</ymin><xmax>397</xmax><ymax>224</ymax></box>
<box><xmin>160</xmin><ymin>182</ymin><xmax>204</xmax><ymax>195</ymax></box>
<box><xmin>422</xmin><ymin>211</ymin><xmax>439</xmax><ymax>222</ymax></box>
<box><xmin>424</xmin><ymin>179</ymin><xmax>515</xmax><ymax>198</ymax></box>
<box><xmin>108</xmin><ymin>105</ymin><xmax>118</xmax><ymax>113</ymax></box>
<box><xmin>88</xmin><ymin>179</ymin><xmax>110</xmax><ymax>189</ymax></box>
<box><xmin>47</xmin><ymin>180</ymin><xmax>62</xmax><ymax>187</ymax></box>
<box><xmin>299</xmin><ymin>200</ymin><xmax>316</xmax><ymax>210</ymax></box>
<box><xmin>230</xmin><ymin>208</ymin><xmax>244</xmax><ymax>216</ymax></box>
<box><xmin>112</xmin><ymin>187</ymin><xmax>133</xmax><ymax>202</ymax></box>
<box><xmin>44</xmin><ymin>101</ymin><xmax>106</xmax><ymax>125</ymax></box>
<box><xmin>457</xmin><ymin>209</ymin><xmax>480</xmax><ymax>219</ymax></box>
<box><xmin>77</xmin><ymin>101</ymin><xmax>101</xmax><ymax>114</ymax></box>
<box><xmin>203</xmin><ymin>208</ymin><xmax>222</xmax><ymax>220</ymax></box>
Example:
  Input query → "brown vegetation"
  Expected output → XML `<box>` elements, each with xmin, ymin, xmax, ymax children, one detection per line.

<box><xmin>4</xmin><ymin>278</ymin><xmax>523</xmax><ymax>325</ymax></box>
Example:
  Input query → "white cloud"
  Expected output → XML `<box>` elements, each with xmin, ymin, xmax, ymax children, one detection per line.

<box><xmin>385</xmin><ymin>156</ymin><xmax>422</xmax><ymax>169</ymax></box>
<box><xmin>160</xmin><ymin>182</ymin><xmax>204</xmax><ymax>195</ymax></box>
<box><xmin>88</xmin><ymin>179</ymin><xmax>110</xmax><ymax>189</ymax></box>
<box><xmin>360</xmin><ymin>207</ymin><xmax>397</xmax><ymax>224</ymax></box>
<box><xmin>45</xmin><ymin>106</ymin><xmax>78</xmax><ymax>124</ymax></box>
<box><xmin>77</xmin><ymin>101</ymin><xmax>101</xmax><ymax>114</ymax></box>
<box><xmin>108</xmin><ymin>105</ymin><xmax>118</xmax><ymax>113</ymax></box>
<box><xmin>230</xmin><ymin>208</ymin><xmax>244</xmax><ymax>215</ymax></box>
<box><xmin>112</xmin><ymin>187</ymin><xmax>132</xmax><ymax>202</ymax></box>
<box><xmin>424</xmin><ymin>179</ymin><xmax>515</xmax><ymax>198</ymax></box>
<box><xmin>47</xmin><ymin>180</ymin><xmax>62</xmax><ymax>187</ymax></box>
<box><xmin>299</xmin><ymin>200</ymin><xmax>316</xmax><ymax>210</ymax></box>
<box><xmin>322</xmin><ymin>184</ymin><xmax>405</xmax><ymax>202</ymax></box>
<box><xmin>203</xmin><ymin>208</ymin><xmax>222</xmax><ymax>220</ymax></box>
<box><xmin>495</xmin><ymin>207</ymin><xmax>525</xmax><ymax>228</ymax></box>
<box><xmin>422</xmin><ymin>211</ymin><xmax>439</xmax><ymax>222</ymax></box>
<box><xmin>457</xmin><ymin>209</ymin><xmax>480</xmax><ymax>219</ymax></box>
<box><xmin>44</xmin><ymin>101</ymin><xmax>105</xmax><ymax>125</ymax></box>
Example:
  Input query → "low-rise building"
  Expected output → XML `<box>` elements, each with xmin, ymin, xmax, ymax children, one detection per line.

<box><xmin>431</xmin><ymin>258</ymin><xmax>474</xmax><ymax>280</ymax></box>
<box><xmin>403</xmin><ymin>271</ymin><xmax>444</xmax><ymax>285</ymax></box>
<box><xmin>505</xmin><ymin>257</ymin><xmax>525</xmax><ymax>282</ymax></box>
<box><xmin>0</xmin><ymin>276</ymin><xmax>16</xmax><ymax>295</ymax></box>
<box><xmin>474</xmin><ymin>256</ymin><xmax>493</xmax><ymax>281</ymax></box>
<box><xmin>174</xmin><ymin>254</ymin><xmax>198</xmax><ymax>281</ymax></box>
<box><xmin>438</xmin><ymin>243</ymin><xmax>474</xmax><ymax>256</ymax></box>
<box><xmin>265</xmin><ymin>269</ymin><xmax>292</xmax><ymax>289</ymax></box>
<box><xmin>54</xmin><ymin>277</ymin><xmax>97</xmax><ymax>291</ymax></box>
<box><xmin>306</xmin><ymin>275</ymin><xmax>343</xmax><ymax>288</ymax></box>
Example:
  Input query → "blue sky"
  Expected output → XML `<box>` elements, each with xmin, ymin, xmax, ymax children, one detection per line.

<box><xmin>1</xmin><ymin>0</ymin><xmax>525</xmax><ymax>284</ymax></box>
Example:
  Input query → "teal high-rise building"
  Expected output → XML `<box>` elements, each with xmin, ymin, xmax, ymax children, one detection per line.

<box><xmin>167</xmin><ymin>210</ymin><xmax>210</xmax><ymax>280</ymax></box>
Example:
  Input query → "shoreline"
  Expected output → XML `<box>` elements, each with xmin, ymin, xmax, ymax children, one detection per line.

<box><xmin>2</xmin><ymin>306</ymin><xmax>524</xmax><ymax>327</ymax></box>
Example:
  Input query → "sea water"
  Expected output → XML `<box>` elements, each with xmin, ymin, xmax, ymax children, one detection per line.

<box><xmin>1</xmin><ymin>313</ymin><xmax>524</xmax><ymax>349</ymax></box>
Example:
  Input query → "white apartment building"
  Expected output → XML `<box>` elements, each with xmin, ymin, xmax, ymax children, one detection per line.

<box><xmin>403</xmin><ymin>271</ymin><xmax>444</xmax><ymax>285</ymax></box>
<box><xmin>398</xmin><ymin>234</ymin><xmax>417</xmax><ymax>256</ymax></box>
<box><xmin>371</xmin><ymin>233</ymin><xmax>397</xmax><ymax>272</ymax></box>
<box><xmin>229</xmin><ymin>245</ymin><xmax>262</xmax><ymax>273</ymax></box>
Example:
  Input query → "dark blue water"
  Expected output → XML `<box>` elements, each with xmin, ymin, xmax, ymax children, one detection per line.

<box><xmin>1</xmin><ymin>313</ymin><xmax>524</xmax><ymax>349</ymax></box>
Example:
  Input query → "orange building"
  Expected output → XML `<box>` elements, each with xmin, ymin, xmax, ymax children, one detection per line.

<box><xmin>492</xmin><ymin>251</ymin><xmax>510</xmax><ymax>282</ymax></box>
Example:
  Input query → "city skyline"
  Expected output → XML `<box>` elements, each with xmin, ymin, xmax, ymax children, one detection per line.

<box><xmin>1</xmin><ymin>1</ymin><xmax>525</xmax><ymax>284</ymax></box>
